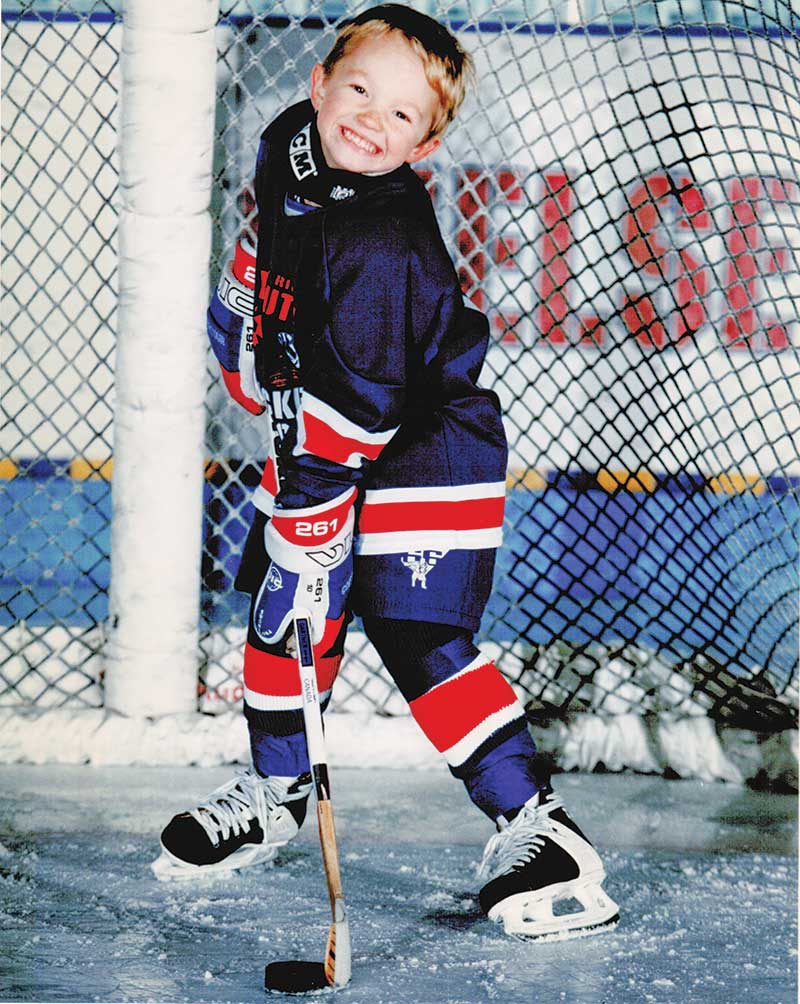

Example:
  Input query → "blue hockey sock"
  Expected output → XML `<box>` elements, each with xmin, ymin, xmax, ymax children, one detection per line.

<box><xmin>458</xmin><ymin>730</ymin><xmax>541</xmax><ymax>820</ymax></box>
<box><xmin>249</xmin><ymin>726</ymin><xmax>310</xmax><ymax>778</ymax></box>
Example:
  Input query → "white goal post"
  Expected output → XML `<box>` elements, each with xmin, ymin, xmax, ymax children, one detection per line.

<box><xmin>103</xmin><ymin>0</ymin><xmax>217</xmax><ymax>715</ymax></box>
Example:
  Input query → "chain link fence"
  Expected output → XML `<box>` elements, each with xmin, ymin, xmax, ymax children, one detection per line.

<box><xmin>2</xmin><ymin>2</ymin><xmax>118</xmax><ymax>707</ymax></box>
<box><xmin>2</xmin><ymin>1</ymin><xmax>799</xmax><ymax>736</ymax></box>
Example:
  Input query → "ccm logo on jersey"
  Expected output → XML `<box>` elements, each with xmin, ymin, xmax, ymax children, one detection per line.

<box><xmin>289</xmin><ymin>122</ymin><xmax>317</xmax><ymax>180</ymax></box>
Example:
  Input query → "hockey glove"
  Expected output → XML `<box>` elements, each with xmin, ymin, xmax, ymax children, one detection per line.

<box><xmin>253</xmin><ymin>489</ymin><xmax>356</xmax><ymax>646</ymax></box>
<box><xmin>207</xmin><ymin>236</ymin><xmax>265</xmax><ymax>415</ymax></box>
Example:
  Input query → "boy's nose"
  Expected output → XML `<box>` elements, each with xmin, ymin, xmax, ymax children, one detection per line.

<box><xmin>357</xmin><ymin>108</ymin><xmax>382</xmax><ymax>131</ymax></box>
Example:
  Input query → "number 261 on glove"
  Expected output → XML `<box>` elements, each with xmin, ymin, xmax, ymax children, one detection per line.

<box><xmin>252</xmin><ymin>498</ymin><xmax>355</xmax><ymax>647</ymax></box>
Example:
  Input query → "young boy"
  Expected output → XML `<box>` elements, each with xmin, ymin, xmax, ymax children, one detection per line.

<box><xmin>153</xmin><ymin>3</ymin><xmax>618</xmax><ymax>941</ymax></box>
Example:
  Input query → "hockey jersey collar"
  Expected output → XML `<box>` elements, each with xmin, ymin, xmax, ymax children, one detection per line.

<box><xmin>285</xmin><ymin>101</ymin><xmax>416</xmax><ymax>212</ymax></box>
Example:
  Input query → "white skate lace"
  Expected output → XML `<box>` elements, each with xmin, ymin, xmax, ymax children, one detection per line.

<box><xmin>189</xmin><ymin>770</ymin><xmax>291</xmax><ymax>847</ymax></box>
<box><xmin>477</xmin><ymin>790</ymin><xmax>565</xmax><ymax>880</ymax></box>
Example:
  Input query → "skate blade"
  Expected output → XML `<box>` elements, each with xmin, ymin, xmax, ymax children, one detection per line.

<box><xmin>150</xmin><ymin>842</ymin><xmax>280</xmax><ymax>882</ymax></box>
<box><xmin>489</xmin><ymin>880</ymin><xmax>620</xmax><ymax>941</ymax></box>
<box><xmin>506</xmin><ymin>911</ymin><xmax>620</xmax><ymax>943</ymax></box>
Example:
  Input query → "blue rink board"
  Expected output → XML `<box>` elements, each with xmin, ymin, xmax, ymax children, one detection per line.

<box><xmin>1</xmin><ymin>474</ymin><xmax>797</xmax><ymax>682</ymax></box>
<box><xmin>491</xmin><ymin>486</ymin><xmax>799</xmax><ymax>686</ymax></box>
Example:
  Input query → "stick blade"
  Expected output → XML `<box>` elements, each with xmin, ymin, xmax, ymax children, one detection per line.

<box><xmin>327</xmin><ymin>913</ymin><xmax>351</xmax><ymax>987</ymax></box>
<box><xmin>264</xmin><ymin>960</ymin><xmax>329</xmax><ymax>994</ymax></box>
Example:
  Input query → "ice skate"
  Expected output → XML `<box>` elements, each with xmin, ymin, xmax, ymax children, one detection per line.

<box><xmin>478</xmin><ymin>787</ymin><xmax>619</xmax><ymax>940</ymax></box>
<box><xmin>151</xmin><ymin>769</ymin><xmax>312</xmax><ymax>881</ymax></box>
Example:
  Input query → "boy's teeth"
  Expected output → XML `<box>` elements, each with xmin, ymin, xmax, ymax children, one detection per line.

<box><xmin>343</xmin><ymin>127</ymin><xmax>378</xmax><ymax>154</ymax></box>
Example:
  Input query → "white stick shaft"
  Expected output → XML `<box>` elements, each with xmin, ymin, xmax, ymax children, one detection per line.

<box><xmin>293</xmin><ymin>611</ymin><xmax>327</xmax><ymax>772</ymax></box>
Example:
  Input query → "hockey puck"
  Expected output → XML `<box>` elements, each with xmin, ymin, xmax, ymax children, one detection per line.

<box><xmin>264</xmin><ymin>960</ymin><xmax>330</xmax><ymax>994</ymax></box>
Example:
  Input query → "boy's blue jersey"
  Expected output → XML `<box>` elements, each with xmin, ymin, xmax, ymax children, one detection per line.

<box><xmin>228</xmin><ymin>101</ymin><xmax>508</xmax><ymax>627</ymax></box>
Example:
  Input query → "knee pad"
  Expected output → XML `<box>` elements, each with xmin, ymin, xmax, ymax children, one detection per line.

<box><xmin>362</xmin><ymin>617</ymin><xmax>477</xmax><ymax>701</ymax></box>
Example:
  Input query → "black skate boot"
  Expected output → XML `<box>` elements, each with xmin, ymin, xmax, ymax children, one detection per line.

<box><xmin>478</xmin><ymin>786</ymin><xmax>619</xmax><ymax>940</ymax></box>
<box><xmin>151</xmin><ymin>769</ymin><xmax>312</xmax><ymax>880</ymax></box>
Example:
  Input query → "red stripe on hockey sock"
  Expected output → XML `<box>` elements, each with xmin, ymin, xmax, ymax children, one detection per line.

<box><xmin>408</xmin><ymin>662</ymin><xmax>519</xmax><ymax>753</ymax></box>
<box><xmin>244</xmin><ymin>646</ymin><xmax>300</xmax><ymax>697</ymax></box>
<box><xmin>243</xmin><ymin>615</ymin><xmax>345</xmax><ymax>697</ymax></box>
<box><xmin>244</xmin><ymin>645</ymin><xmax>342</xmax><ymax>697</ymax></box>
<box><xmin>301</xmin><ymin>411</ymin><xmax>387</xmax><ymax>465</ymax></box>
<box><xmin>220</xmin><ymin>366</ymin><xmax>265</xmax><ymax>415</ymax></box>
<box><xmin>359</xmin><ymin>496</ymin><xmax>505</xmax><ymax>533</ymax></box>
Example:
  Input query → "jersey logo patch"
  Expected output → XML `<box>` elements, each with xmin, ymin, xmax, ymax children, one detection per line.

<box><xmin>401</xmin><ymin>550</ymin><xmax>449</xmax><ymax>589</ymax></box>
<box><xmin>289</xmin><ymin>122</ymin><xmax>317</xmax><ymax>180</ymax></box>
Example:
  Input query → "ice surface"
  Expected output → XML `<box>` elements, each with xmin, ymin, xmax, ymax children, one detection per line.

<box><xmin>0</xmin><ymin>767</ymin><xmax>796</xmax><ymax>1004</ymax></box>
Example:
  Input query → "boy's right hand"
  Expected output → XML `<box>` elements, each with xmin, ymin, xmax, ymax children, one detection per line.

<box><xmin>252</xmin><ymin>551</ymin><xmax>352</xmax><ymax>648</ymax></box>
<box><xmin>252</xmin><ymin>489</ymin><xmax>356</xmax><ymax>646</ymax></box>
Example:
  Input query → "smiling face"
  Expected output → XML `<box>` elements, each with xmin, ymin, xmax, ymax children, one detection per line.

<box><xmin>310</xmin><ymin>31</ymin><xmax>442</xmax><ymax>177</ymax></box>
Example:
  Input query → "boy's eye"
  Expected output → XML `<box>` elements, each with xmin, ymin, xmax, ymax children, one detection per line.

<box><xmin>351</xmin><ymin>84</ymin><xmax>366</xmax><ymax>95</ymax></box>
<box><xmin>394</xmin><ymin>110</ymin><xmax>410</xmax><ymax>122</ymax></box>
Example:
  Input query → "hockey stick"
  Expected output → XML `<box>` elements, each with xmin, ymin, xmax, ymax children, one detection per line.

<box><xmin>265</xmin><ymin>609</ymin><xmax>352</xmax><ymax>994</ymax></box>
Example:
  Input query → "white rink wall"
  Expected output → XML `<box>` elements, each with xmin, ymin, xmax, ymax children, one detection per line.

<box><xmin>1</xmin><ymin>700</ymin><xmax>797</xmax><ymax>790</ymax></box>
<box><xmin>490</xmin><ymin>340</ymin><xmax>800</xmax><ymax>476</ymax></box>
<box><xmin>462</xmin><ymin>30</ymin><xmax>800</xmax><ymax>477</ymax></box>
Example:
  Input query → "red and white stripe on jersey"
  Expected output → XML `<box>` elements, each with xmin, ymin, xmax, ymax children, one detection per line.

<box><xmin>408</xmin><ymin>655</ymin><xmax>525</xmax><ymax>769</ymax></box>
<box><xmin>232</xmin><ymin>235</ymin><xmax>256</xmax><ymax>290</ymax></box>
<box><xmin>294</xmin><ymin>392</ymin><xmax>398</xmax><ymax>469</ymax></box>
<box><xmin>270</xmin><ymin>486</ymin><xmax>357</xmax><ymax>547</ymax></box>
<box><xmin>251</xmin><ymin>456</ymin><xmax>280</xmax><ymax>515</ymax></box>
<box><xmin>243</xmin><ymin>616</ymin><xmax>344</xmax><ymax>712</ymax></box>
<box><xmin>355</xmin><ymin>482</ymin><xmax>505</xmax><ymax>554</ymax></box>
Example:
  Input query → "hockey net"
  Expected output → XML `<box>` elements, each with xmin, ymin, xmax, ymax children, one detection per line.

<box><xmin>1</xmin><ymin>1</ymin><xmax>798</xmax><ymax>781</ymax></box>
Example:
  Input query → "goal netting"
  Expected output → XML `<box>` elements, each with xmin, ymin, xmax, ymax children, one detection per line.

<box><xmin>2</xmin><ymin>0</ymin><xmax>798</xmax><ymax>784</ymax></box>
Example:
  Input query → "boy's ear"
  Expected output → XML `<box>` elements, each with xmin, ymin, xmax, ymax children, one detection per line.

<box><xmin>310</xmin><ymin>63</ymin><xmax>326</xmax><ymax>110</ymax></box>
<box><xmin>406</xmin><ymin>135</ymin><xmax>441</xmax><ymax>165</ymax></box>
